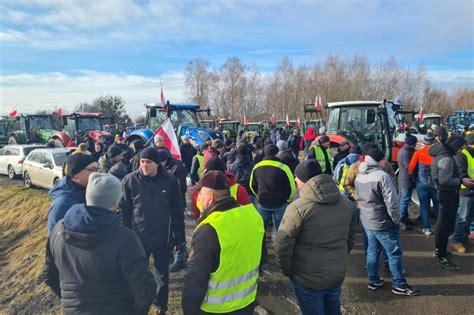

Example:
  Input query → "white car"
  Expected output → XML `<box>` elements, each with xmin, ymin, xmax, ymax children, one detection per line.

<box><xmin>0</xmin><ymin>144</ymin><xmax>46</xmax><ymax>179</ymax></box>
<box><xmin>23</xmin><ymin>148</ymin><xmax>71</xmax><ymax>189</ymax></box>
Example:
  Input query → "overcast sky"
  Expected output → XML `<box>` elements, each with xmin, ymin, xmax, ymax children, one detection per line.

<box><xmin>1</xmin><ymin>0</ymin><xmax>473</xmax><ymax>117</ymax></box>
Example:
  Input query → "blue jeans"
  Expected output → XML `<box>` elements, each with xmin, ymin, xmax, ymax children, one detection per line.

<box><xmin>452</xmin><ymin>196</ymin><xmax>474</xmax><ymax>243</ymax></box>
<box><xmin>256</xmin><ymin>203</ymin><xmax>288</xmax><ymax>230</ymax></box>
<box><xmin>400</xmin><ymin>187</ymin><xmax>413</xmax><ymax>218</ymax></box>
<box><xmin>416</xmin><ymin>183</ymin><xmax>439</xmax><ymax>229</ymax></box>
<box><xmin>357</xmin><ymin>209</ymin><xmax>389</xmax><ymax>266</ymax></box>
<box><xmin>291</xmin><ymin>279</ymin><xmax>342</xmax><ymax>315</ymax></box>
<box><xmin>365</xmin><ymin>225</ymin><xmax>406</xmax><ymax>288</ymax></box>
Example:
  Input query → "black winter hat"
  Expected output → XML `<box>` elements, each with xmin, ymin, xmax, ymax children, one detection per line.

<box><xmin>434</xmin><ymin>126</ymin><xmax>448</xmax><ymax>141</ymax></box>
<box><xmin>350</xmin><ymin>145</ymin><xmax>362</xmax><ymax>155</ymax></box>
<box><xmin>264</xmin><ymin>144</ymin><xmax>279</xmax><ymax>157</ymax></box>
<box><xmin>109</xmin><ymin>161</ymin><xmax>128</xmax><ymax>180</ymax></box>
<box><xmin>319</xmin><ymin>135</ymin><xmax>330</xmax><ymax>144</ymax></box>
<box><xmin>405</xmin><ymin>134</ymin><xmax>417</xmax><ymax>146</ymax></box>
<box><xmin>139</xmin><ymin>147</ymin><xmax>163</xmax><ymax>164</ymax></box>
<box><xmin>295</xmin><ymin>160</ymin><xmax>322</xmax><ymax>183</ymax></box>
<box><xmin>156</xmin><ymin>148</ymin><xmax>171</xmax><ymax>162</ymax></box>
<box><xmin>67</xmin><ymin>153</ymin><xmax>97</xmax><ymax>177</ymax></box>
<box><xmin>236</xmin><ymin>144</ymin><xmax>249</xmax><ymax>156</ymax></box>
<box><xmin>362</xmin><ymin>142</ymin><xmax>385</xmax><ymax>162</ymax></box>
<box><xmin>107</xmin><ymin>144</ymin><xmax>123</xmax><ymax>159</ymax></box>
<box><xmin>205</xmin><ymin>157</ymin><xmax>226</xmax><ymax>172</ymax></box>
<box><xmin>445</xmin><ymin>136</ymin><xmax>466</xmax><ymax>153</ymax></box>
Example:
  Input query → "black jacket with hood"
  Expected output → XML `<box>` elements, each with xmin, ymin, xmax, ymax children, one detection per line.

<box><xmin>121</xmin><ymin>167</ymin><xmax>185</xmax><ymax>247</ymax></box>
<box><xmin>429</xmin><ymin>141</ymin><xmax>461</xmax><ymax>192</ymax></box>
<box><xmin>228</xmin><ymin>154</ymin><xmax>255</xmax><ymax>195</ymax></box>
<box><xmin>45</xmin><ymin>204</ymin><xmax>156</xmax><ymax>315</ymax></box>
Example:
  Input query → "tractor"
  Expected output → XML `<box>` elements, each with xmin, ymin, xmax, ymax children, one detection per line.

<box><xmin>199</xmin><ymin>119</ymin><xmax>216</xmax><ymax>130</ymax></box>
<box><xmin>324</xmin><ymin>99</ymin><xmax>424</xmax><ymax>165</ymax></box>
<box><xmin>303</xmin><ymin>104</ymin><xmax>325</xmax><ymax>133</ymax></box>
<box><xmin>127</xmin><ymin>102</ymin><xmax>224</xmax><ymax>148</ymax></box>
<box><xmin>220</xmin><ymin>120</ymin><xmax>240</xmax><ymax>142</ymax></box>
<box><xmin>57</xmin><ymin>112</ymin><xmax>113</xmax><ymax>148</ymax></box>
<box><xmin>414</xmin><ymin>114</ymin><xmax>442</xmax><ymax>134</ymax></box>
<box><xmin>8</xmin><ymin>114</ymin><xmax>62</xmax><ymax>145</ymax></box>
<box><xmin>0</xmin><ymin>116</ymin><xmax>17</xmax><ymax>147</ymax></box>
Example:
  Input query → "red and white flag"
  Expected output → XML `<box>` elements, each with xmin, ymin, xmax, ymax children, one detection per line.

<box><xmin>296</xmin><ymin>118</ymin><xmax>300</xmax><ymax>129</ymax></box>
<box><xmin>271</xmin><ymin>113</ymin><xmax>276</xmax><ymax>126</ymax></box>
<box><xmin>9</xmin><ymin>107</ymin><xmax>17</xmax><ymax>117</ymax></box>
<box><xmin>58</xmin><ymin>106</ymin><xmax>63</xmax><ymax>118</ymax></box>
<box><xmin>419</xmin><ymin>107</ymin><xmax>424</xmax><ymax>123</ymax></box>
<box><xmin>150</xmin><ymin>118</ymin><xmax>181</xmax><ymax>160</ymax></box>
<box><xmin>243</xmin><ymin>115</ymin><xmax>247</xmax><ymax>126</ymax></box>
<box><xmin>122</xmin><ymin>130</ymin><xmax>127</xmax><ymax>141</ymax></box>
<box><xmin>316</xmin><ymin>95</ymin><xmax>323</xmax><ymax>112</ymax></box>
<box><xmin>285</xmin><ymin>113</ymin><xmax>290</xmax><ymax>128</ymax></box>
<box><xmin>160</xmin><ymin>80</ymin><xmax>167</xmax><ymax>112</ymax></box>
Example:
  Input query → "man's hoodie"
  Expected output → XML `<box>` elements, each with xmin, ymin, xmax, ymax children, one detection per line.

<box><xmin>300</xmin><ymin>127</ymin><xmax>317</xmax><ymax>155</ymax></box>
<box><xmin>428</xmin><ymin>142</ymin><xmax>461</xmax><ymax>192</ymax></box>
<box><xmin>275</xmin><ymin>174</ymin><xmax>357</xmax><ymax>290</ymax></box>
<box><xmin>45</xmin><ymin>204</ymin><xmax>156</xmax><ymax>315</ymax></box>
<box><xmin>355</xmin><ymin>156</ymin><xmax>400</xmax><ymax>231</ymax></box>
<box><xmin>47</xmin><ymin>176</ymin><xmax>86</xmax><ymax>235</ymax></box>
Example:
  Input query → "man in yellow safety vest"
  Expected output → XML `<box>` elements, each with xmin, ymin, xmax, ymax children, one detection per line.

<box><xmin>182</xmin><ymin>170</ymin><xmax>264</xmax><ymax>314</ymax></box>
<box><xmin>308</xmin><ymin>135</ymin><xmax>333</xmax><ymax>175</ymax></box>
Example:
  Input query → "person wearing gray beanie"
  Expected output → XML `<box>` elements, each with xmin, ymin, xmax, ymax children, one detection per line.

<box><xmin>276</xmin><ymin>140</ymin><xmax>288</xmax><ymax>152</ymax></box>
<box><xmin>45</xmin><ymin>172</ymin><xmax>157</xmax><ymax>313</ymax></box>
<box><xmin>86</xmin><ymin>173</ymin><xmax>123</xmax><ymax>210</ymax></box>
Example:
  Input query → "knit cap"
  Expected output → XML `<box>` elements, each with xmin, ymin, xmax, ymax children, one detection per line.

<box><xmin>276</xmin><ymin>140</ymin><xmax>288</xmax><ymax>151</ymax></box>
<box><xmin>107</xmin><ymin>144</ymin><xmax>123</xmax><ymax>159</ymax></box>
<box><xmin>405</xmin><ymin>134</ymin><xmax>417</xmax><ymax>146</ymax></box>
<box><xmin>264</xmin><ymin>144</ymin><xmax>279</xmax><ymax>157</ymax></box>
<box><xmin>86</xmin><ymin>173</ymin><xmax>123</xmax><ymax>209</ymax></box>
<box><xmin>295</xmin><ymin>160</ymin><xmax>322</xmax><ymax>183</ymax></box>
<box><xmin>139</xmin><ymin>147</ymin><xmax>162</xmax><ymax>164</ymax></box>
<box><xmin>66</xmin><ymin>153</ymin><xmax>97</xmax><ymax>177</ymax></box>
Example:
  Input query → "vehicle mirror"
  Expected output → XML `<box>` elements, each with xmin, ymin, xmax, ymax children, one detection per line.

<box><xmin>44</xmin><ymin>162</ymin><xmax>53</xmax><ymax>169</ymax></box>
<box><xmin>62</xmin><ymin>117</ymin><xmax>68</xmax><ymax>125</ymax></box>
<box><xmin>150</xmin><ymin>108</ymin><xmax>157</xmax><ymax>118</ymax></box>
<box><xmin>206</xmin><ymin>108</ymin><xmax>211</xmax><ymax>117</ymax></box>
<box><xmin>366</xmin><ymin>109</ymin><xmax>376</xmax><ymax>124</ymax></box>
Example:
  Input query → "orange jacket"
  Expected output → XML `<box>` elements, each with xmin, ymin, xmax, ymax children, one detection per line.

<box><xmin>408</xmin><ymin>145</ymin><xmax>432</xmax><ymax>175</ymax></box>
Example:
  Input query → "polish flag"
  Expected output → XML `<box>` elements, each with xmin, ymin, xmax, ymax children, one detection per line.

<box><xmin>419</xmin><ymin>107</ymin><xmax>424</xmax><ymax>123</ymax></box>
<box><xmin>160</xmin><ymin>80</ymin><xmax>167</xmax><ymax>112</ymax></box>
<box><xmin>122</xmin><ymin>130</ymin><xmax>127</xmax><ymax>140</ymax></box>
<box><xmin>9</xmin><ymin>107</ymin><xmax>17</xmax><ymax>117</ymax></box>
<box><xmin>58</xmin><ymin>106</ymin><xmax>63</xmax><ymax>118</ymax></box>
<box><xmin>314</xmin><ymin>95</ymin><xmax>318</xmax><ymax>111</ymax></box>
<box><xmin>150</xmin><ymin>118</ymin><xmax>181</xmax><ymax>159</ymax></box>
<box><xmin>285</xmin><ymin>113</ymin><xmax>290</xmax><ymax>128</ymax></box>
<box><xmin>271</xmin><ymin>114</ymin><xmax>276</xmax><ymax>126</ymax></box>
<box><xmin>316</xmin><ymin>95</ymin><xmax>323</xmax><ymax>112</ymax></box>
<box><xmin>243</xmin><ymin>115</ymin><xmax>247</xmax><ymax>126</ymax></box>
<box><xmin>296</xmin><ymin>118</ymin><xmax>300</xmax><ymax>129</ymax></box>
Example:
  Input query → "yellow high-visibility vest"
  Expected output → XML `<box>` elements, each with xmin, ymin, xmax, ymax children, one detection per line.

<box><xmin>338</xmin><ymin>163</ymin><xmax>349</xmax><ymax>192</ymax></box>
<box><xmin>196</xmin><ymin>204</ymin><xmax>264</xmax><ymax>313</ymax></box>
<box><xmin>249</xmin><ymin>160</ymin><xmax>295</xmax><ymax>203</ymax></box>
<box><xmin>313</xmin><ymin>145</ymin><xmax>332</xmax><ymax>172</ymax></box>
<box><xmin>195</xmin><ymin>154</ymin><xmax>204</xmax><ymax>178</ymax></box>
<box><xmin>461</xmin><ymin>148</ymin><xmax>474</xmax><ymax>189</ymax></box>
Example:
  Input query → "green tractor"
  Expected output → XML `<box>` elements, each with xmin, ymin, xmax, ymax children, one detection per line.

<box><xmin>0</xmin><ymin>116</ymin><xmax>17</xmax><ymax>147</ymax></box>
<box><xmin>8</xmin><ymin>114</ymin><xmax>62</xmax><ymax>145</ymax></box>
<box><xmin>242</xmin><ymin>122</ymin><xmax>264</xmax><ymax>144</ymax></box>
<box><xmin>303</xmin><ymin>104</ymin><xmax>324</xmax><ymax>133</ymax></box>
<box><xmin>220</xmin><ymin>120</ymin><xmax>241</xmax><ymax>142</ymax></box>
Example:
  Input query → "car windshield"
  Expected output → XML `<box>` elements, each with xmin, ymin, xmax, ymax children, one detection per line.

<box><xmin>29</xmin><ymin>116</ymin><xmax>53</xmax><ymax>131</ymax></box>
<box><xmin>149</xmin><ymin>109</ymin><xmax>198</xmax><ymax>131</ymax></box>
<box><xmin>53</xmin><ymin>152</ymin><xmax>67</xmax><ymax>166</ymax></box>
<box><xmin>327</xmin><ymin>105</ymin><xmax>382</xmax><ymax>146</ymax></box>
<box><xmin>78</xmin><ymin>117</ymin><xmax>101</xmax><ymax>131</ymax></box>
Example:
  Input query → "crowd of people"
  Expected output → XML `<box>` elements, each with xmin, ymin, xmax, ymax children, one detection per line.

<box><xmin>40</xmin><ymin>124</ymin><xmax>474</xmax><ymax>315</ymax></box>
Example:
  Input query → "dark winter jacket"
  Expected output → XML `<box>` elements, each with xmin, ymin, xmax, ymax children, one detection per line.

<box><xmin>253</xmin><ymin>150</ymin><xmax>264</xmax><ymax>164</ymax></box>
<box><xmin>397</xmin><ymin>144</ymin><xmax>416</xmax><ymax>188</ymax></box>
<box><xmin>98</xmin><ymin>154</ymin><xmax>115</xmax><ymax>174</ymax></box>
<box><xmin>180</xmin><ymin>143</ymin><xmax>197</xmax><ymax>173</ymax></box>
<box><xmin>275</xmin><ymin>174</ymin><xmax>357</xmax><ymax>290</ymax></box>
<box><xmin>333</xmin><ymin>147</ymin><xmax>350</xmax><ymax>170</ymax></box>
<box><xmin>250</xmin><ymin>157</ymin><xmax>294</xmax><ymax>207</ymax></box>
<box><xmin>455</xmin><ymin>146</ymin><xmax>474</xmax><ymax>196</ymax></box>
<box><xmin>190</xmin><ymin>154</ymin><xmax>203</xmax><ymax>185</ymax></box>
<box><xmin>228</xmin><ymin>154</ymin><xmax>255</xmax><ymax>195</ymax></box>
<box><xmin>355</xmin><ymin>156</ymin><xmax>400</xmax><ymax>231</ymax></box>
<box><xmin>121</xmin><ymin>167</ymin><xmax>185</xmax><ymax>247</ymax></box>
<box><xmin>45</xmin><ymin>204</ymin><xmax>156</xmax><ymax>315</ymax></box>
<box><xmin>429</xmin><ymin>142</ymin><xmax>461</xmax><ymax>192</ymax></box>
<box><xmin>276</xmin><ymin>149</ymin><xmax>300</xmax><ymax>173</ymax></box>
<box><xmin>287</xmin><ymin>135</ymin><xmax>301</xmax><ymax>156</ymax></box>
<box><xmin>47</xmin><ymin>176</ymin><xmax>86</xmax><ymax>235</ymax></box>
<box><xmin>163</xmin><ymin>157</ymin><xmax>188</xmax><ymax>197</ymax></box>
<box><xmin>182</xmin><ymin>197</ymin><xmax>260</xmax><ymax>315</ymax></box>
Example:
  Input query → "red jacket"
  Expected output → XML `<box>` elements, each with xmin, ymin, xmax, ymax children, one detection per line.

<box><xmin>191</xmin><ymin>171</ymin><xmax>251</xmax><ymax>219</ymax></box>
<box><xmin>300</xmin><ymin>127</ymin><xmax>317</xmax><ymax>150</ymax></box>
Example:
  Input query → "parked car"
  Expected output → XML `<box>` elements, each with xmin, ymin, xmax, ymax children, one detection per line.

<box><xmin>0</xmin><ymin>144</ymin><xmax>46</xmax><ymax>179</ymax></box>
<box><xmin>23</xmin><ymin>148</ymin><xmax>72</xmax><ymax>189</ymax></box>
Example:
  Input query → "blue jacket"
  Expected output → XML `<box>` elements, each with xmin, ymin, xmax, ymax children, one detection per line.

<box><xmin>47</xmin><ymin>177</ymin><xmax>86</xmax><ymax>235</ymax></box>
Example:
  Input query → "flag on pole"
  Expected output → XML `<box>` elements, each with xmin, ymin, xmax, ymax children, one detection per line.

<box><xmin>148</xmin><ymin>118</ymin><xmax>181</xmax><ymax>159</ymax></box>
<box><xmin>160</xmin><ymin>80</ymin><xmax>167</xmax><ymax>112</ymax></box>
<box><xmin>314</xmin><ymin>95</ymin><xmax>318</xmax><ymax>111</ymax></box>
<box><xmin>285</xmin><ymin>113</ymin><xmax>290</xmax><ymax>128</ymax></box>
<box><xmin>271</xmin><ymin>113</ymin><xmax>275</xmax><ymax>126</ymax></box>
<box><xmin>243</xmin><ymin>115</ymin><xmax>247</xmax><ymax>126</ymax></box>
<box><xmin>296</xmin><ymin>118</ymin><xmax>300</xmax><ymax>129</ymax></box>
<box><xmin>316</xmin><ymin>95</ymin><xmax>323</xmax><ymax>112</ymax></box>
<box><xmin>419</xmin><ymin>107</ymin><xmax>424</xmax><ymax>123</ymax></box>
<box><xmin>58</xmin><ymin>106</ymin><xmax>63</xmax><ymax>118</ymax></box>
<box><xmin>9</xmin><ymin>107</ymin><xmax>17</xmax><ymax>117</ymax></box>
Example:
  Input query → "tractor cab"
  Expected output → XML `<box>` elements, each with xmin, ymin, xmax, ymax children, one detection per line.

<box><xmin>128</xmin><ymin>102</ymin><xmax>224</xmax><ymax>148</ymax></box>
<box><xmin>9</xmin><ymin>115</ymin><xmax>59</xmax><ymax>144</ymax></box>
<box><xmin>220</xmin><ymin>121</ymin><xmax>240</xmax><ymax>141</ymax></box>
<box><xmin>61</xmin><ymin>112</ymin><xmax>112</xmax><ymax>147</ymax></box>
<box><xmin>414</xmin><ymin>114</ymin><xmax>442</xmax><ymax>134</ymax></box>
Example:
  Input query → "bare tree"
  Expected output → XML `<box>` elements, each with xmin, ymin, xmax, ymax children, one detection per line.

<box><xmin>185</xmin><ymin>58</ymin><xmax>211</xmax><ymax>108</ymax></box>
